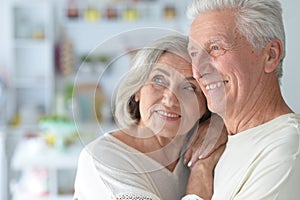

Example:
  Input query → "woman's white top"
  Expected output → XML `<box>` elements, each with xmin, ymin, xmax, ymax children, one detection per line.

<box><xmin>73</xmin><ymin>133</ymin><xmax>189</xmax><ymax>200</ymax></box>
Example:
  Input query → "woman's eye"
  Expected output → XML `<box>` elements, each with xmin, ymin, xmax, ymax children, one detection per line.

<box><xmin>183</xmin><ymin>83</ymin><xmax>198</xmax><ymax>92</ymax></box>
<box><xmin>190</xmin><ymin>52</ymin><xmax>198</xmax><ymax>57</ymax></box>
<box><xmin>152</xmin><ymin>75</ymin><xmax>165</xmax><ymax>85</ymax></box>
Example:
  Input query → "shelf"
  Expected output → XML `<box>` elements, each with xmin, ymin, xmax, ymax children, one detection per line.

<box><xmin>14</xmin><ymin>78</ymin><xmax>48</xmax><ymax>88</ymax></box>
<box><xmin>11</xmin><ymin>139</ymin><xmax>81</xmax><ymax>170</ymax></box>
<box><xmin>65</xmin><ymin>17</ymin><xmax>182</xmax><ymax>25</ymax></box>
<box><xmin>10</xmin><ymin>0</ymin><xmax>55</xmax><ymax>120</ymax></box>
<box><xmin>10</xmin><ymin>122</ymin><xmax>116</xmax><ymax>170</ymax></box>
<box><xmin>10</xmin><ymin>136</ymin><xmax>78</xmax><ymax>200</ymax></box>
<box><xmin>13</xmin><ymin>194</ymin><xmax>73</xmax><ymax>200</ymax></box>
<box><xmin>64</xmin><ymin>18</ymin><xmax>185</xmax><ymax>34</ymax></box>
<box><xmin>12</xmin><ymin>0</ymin><xmax>52</xmax><ymax>6</ymax></box>
<box><xmin>13</xmin><ymin>39</ymin><xmax>52</xmax><ymax>49</ymax></box>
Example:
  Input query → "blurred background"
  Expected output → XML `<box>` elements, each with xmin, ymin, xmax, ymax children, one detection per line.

<box><xmin>0</xmin><ymin>0</ymin><xmax>299</xmax><ymax>199</ymax></box>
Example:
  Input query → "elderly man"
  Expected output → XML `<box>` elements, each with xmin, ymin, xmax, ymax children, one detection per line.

<box><xmin>182</xmin><ymin>0</ymin><xmax>300</xmax><ymax>200</ymax></box>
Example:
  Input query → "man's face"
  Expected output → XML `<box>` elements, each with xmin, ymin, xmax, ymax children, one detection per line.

<box><xmin>188</xmin><ymin>9</ymin><xmax>267</xmax><ymax>116</ymax></box>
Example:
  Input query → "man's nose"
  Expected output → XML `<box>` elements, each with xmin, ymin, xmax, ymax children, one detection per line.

<box><xmin>192</xmin><ymin>51</ymin><xmax>213</xmax><ymax>80</ymax></box>
<box><xmin>192</xmin><ymin>65</ymin><xmax>202</xmax><ymax>80</ymax></box>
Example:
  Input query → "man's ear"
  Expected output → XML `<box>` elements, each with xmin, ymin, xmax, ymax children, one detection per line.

<box><xmin>264</xmin><ymin>38</ymin><xmax>282</xmax><ymax>73</ymax></box>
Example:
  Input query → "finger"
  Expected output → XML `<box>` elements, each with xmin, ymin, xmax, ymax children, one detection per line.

<box><xmin>184</xmin><ymin>148</ymin><xmax>192</xmax><ymax>166</ymax></box>
<box><xmin>189</xmin><ymin>143</ymin><xmax>226</xmax><ymax>169</ymax></box>
<box><xmin>188</xmin><ymin>149</ymin><xmax>200</xmax><ymax>168</ymax></box>
<box><xmin>188</xmin><ymin>144</ymin><xmax>205</xmax><ymax>168</ymax></box>
<box><xmin>185</xmin><ymin>127</ymin><xmax>205</xmax><ymax>167</ymax></box>
<box><xmin>199</xmin><ymin>130</ymin><xmax>227</xmax><ymax>159</ymax></box>
<box><xmin>197</xmin><ymin>133</ymin><xmax>220</xmax><ymax>159</ymax></box>
<box><xmin>198</xmin><ymin>117</ymin><xmax>226</xmax><ymax>159</ymax></box>
<box><xmin>211</xmin><ymin>143</ymin><xmax>226</xmax><ymax>162</ymax></box>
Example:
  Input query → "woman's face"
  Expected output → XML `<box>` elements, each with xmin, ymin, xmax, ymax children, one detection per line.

<box><xmin>136</xmin><ymin>52</ymin><xmax>206</xmax><ymax>138</ymax></box>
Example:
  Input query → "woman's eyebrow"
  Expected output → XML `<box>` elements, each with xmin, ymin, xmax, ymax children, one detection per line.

<box><xmin>186</xmin><ymin>77</ymin><xmax>196</xmax><ymax>81</ymax></box>
<box><xmin>152</xmin><ymin>67</ymin><xmax>196</xmax><ymax>82</ymax></box>
<box><xmin>187</xmin><ymin>44</ymin><xmax>197</xmax><ymax>51</ymax></box>
<box><xmin>152</xmin><ymin>67</ymin><xmax>171</xmax><ymax>76</ymax></box>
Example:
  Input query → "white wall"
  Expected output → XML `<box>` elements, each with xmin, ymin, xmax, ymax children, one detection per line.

<box><xmin>0</xmin><ymin>0</ymin><xmax>299</xmax><ymax>114</ymax></box>
<box><xmin>0</xmin><ymin>0</ymin><xmax>9</xmax><ymax>199</ymax></box>
<box><xmin>0</xmin><ymin>0</ymin><xmax>11</xmax><ymax>68</ymax></box>
<box><xmin>280</xmin><ymin>0</ymin><xmax>300</xmax><ymax>113</ymax></box>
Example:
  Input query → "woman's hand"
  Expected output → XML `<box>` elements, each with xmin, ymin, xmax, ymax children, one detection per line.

<box><xmin>185</xmin><ymin>143</ymin><xmax>226</xmax><ymax>200</ymax></box>
<box><xmin>184</xmin><ymin>114</ymin><xmax>228</xmax><ymax>167</ymax></box>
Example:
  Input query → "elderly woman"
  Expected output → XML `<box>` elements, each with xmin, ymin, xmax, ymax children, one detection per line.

<box><xmin>73</xmin><ymin>34</ymin><xmax>211</xmax><ymax>200</ymax></box>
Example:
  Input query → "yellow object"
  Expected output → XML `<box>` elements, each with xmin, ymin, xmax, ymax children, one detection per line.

<box><xmin>38</xmin><ymin>114</ymin><xmax>76</xmax><ymax>149</ymax></box>
<box><xmin>164</xmin><ymin>6</ymin><xmax>176</xmax><ymax>19</ymax></box>
<box><xmin>10</xmin><ymin>114</ymin><xmax>21</xmax><ymax>126</ymax></box>
<box><xmin>123</xmin><ymin>8</ymin><xmax>138</xmax><ymax>21</ymax></box>
<box><xmin>44</xmin><ymin>132</ymin><xmax>56</xmax><ymax>146</ymax></box>
<box><xmin>85</xmin><ymin>8</ymin><xmax>101</xmax><ymax>22</ymax></box>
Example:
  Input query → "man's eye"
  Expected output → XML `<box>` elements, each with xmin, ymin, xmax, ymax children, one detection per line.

<box><xmin>209</xmin><ymin>45</ymin><xmax>226</xmax><ymax>57</ymax></box>
<box><xmin>210</xmin><ymin>45</ymin><xmax>222</xmax><ymax>52</ymax></box>
<box><xmin>212</xmin><ymin>45</ymin><xmax>221</xmax><ymax>50</ymax></box>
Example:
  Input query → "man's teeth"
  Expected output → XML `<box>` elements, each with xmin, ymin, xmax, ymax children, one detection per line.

<box><xmin>205</xmin><ymin>81</ymin><xmax>226</xmax><ymax>90</ymax></box>
<box><xmin>157</xmin><ymin>111</ymin><xmax>179</xmax><ymax>118</ymax></box>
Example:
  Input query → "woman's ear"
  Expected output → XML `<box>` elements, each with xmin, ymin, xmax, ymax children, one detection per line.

<box><xmin>135</xmin><ymin>91</ymin><xmax>140</xmax><ymax>102</ymax></box>
<box><xmin>264</xmin><ymin>38</ymin><xmax>282</xmax><ymax>73</ymax></box>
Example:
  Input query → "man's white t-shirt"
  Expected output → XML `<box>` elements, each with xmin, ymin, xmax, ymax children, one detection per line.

<box><xmin>212</xmin><ymin>113</ymin><xmax>300</xmax><ymax>199</ymax></box>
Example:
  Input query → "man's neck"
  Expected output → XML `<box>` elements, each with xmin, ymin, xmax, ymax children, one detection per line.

<box><xmin>224</xmin><ymin>89</ymin><xmax>293</xmax><ymax>135</ymax></box>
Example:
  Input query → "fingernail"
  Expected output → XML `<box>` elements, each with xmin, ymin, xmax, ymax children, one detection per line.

<box><xmin>199</xmin><ymin>152</ymin><xmax>206</xmax><ymax>159</ymax></box>
<box><xmin>187</xmin><ymin>161</ymin><xmax>192</xmax><ymax>168</ymax></box>
<box><xmin>183</xmin><ymin>158</ymin><xmax>187</xmax><ymax>165</ymax></box>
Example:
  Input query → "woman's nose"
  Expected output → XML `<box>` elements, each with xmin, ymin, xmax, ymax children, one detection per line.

<box><xmin>162</xmin><ymin>89</ymin><xmax>179</xmax><ymax>107</ymax></box>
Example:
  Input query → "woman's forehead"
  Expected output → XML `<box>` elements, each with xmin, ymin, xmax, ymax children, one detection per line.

<box><xmin>156</xmin><ymin>52</ymin><xmax>192</xmax><ymax>72</ymax></box>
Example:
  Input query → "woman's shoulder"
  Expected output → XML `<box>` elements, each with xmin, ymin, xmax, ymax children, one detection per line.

<box><xmin>80</xmin><ymin>130</ymin><xmax>140</xmax><ymax>170</ymax></box>
<box><xmin>86</xmin><ymin>130</ymin><xmax>133</xmax><ymax>150</ymax></box>
<box><xmin>85</xmin><ymin>130</ymin><xmax>125</xmax><ymax>152</ymax></box>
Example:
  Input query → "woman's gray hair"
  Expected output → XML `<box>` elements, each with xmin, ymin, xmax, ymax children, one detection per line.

<box><xmin>187</xmin><ymin>0</ymin><xmax>285</xmax><ymax>79</ymax></box>
<box><xmin>114</xmin><ymin>34</ymin><xmax>191</xmax><ymax>129</ymax></box>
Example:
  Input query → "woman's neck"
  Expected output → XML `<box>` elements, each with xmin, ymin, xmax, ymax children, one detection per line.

<box><xmin>112</xmin><ymin>127</ymin><xmax>186</xmax><ymax>172</ymax></box>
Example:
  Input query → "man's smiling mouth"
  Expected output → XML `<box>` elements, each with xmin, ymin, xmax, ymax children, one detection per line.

<box><xmin>205</xmin><ymin>80</ymin><xmax>228</xmax><ymax>90</ymax></box>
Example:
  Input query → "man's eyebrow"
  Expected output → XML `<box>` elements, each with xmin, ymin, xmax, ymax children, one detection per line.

<box><xmin>205</xmin><ymin>38</ymin><xmax>223</xmax><ymax>46</ymax></box>
<box><xmin>188</xmin><ymin>38</ymin><xmax>223</xmax><ymax>50</ymax></box>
